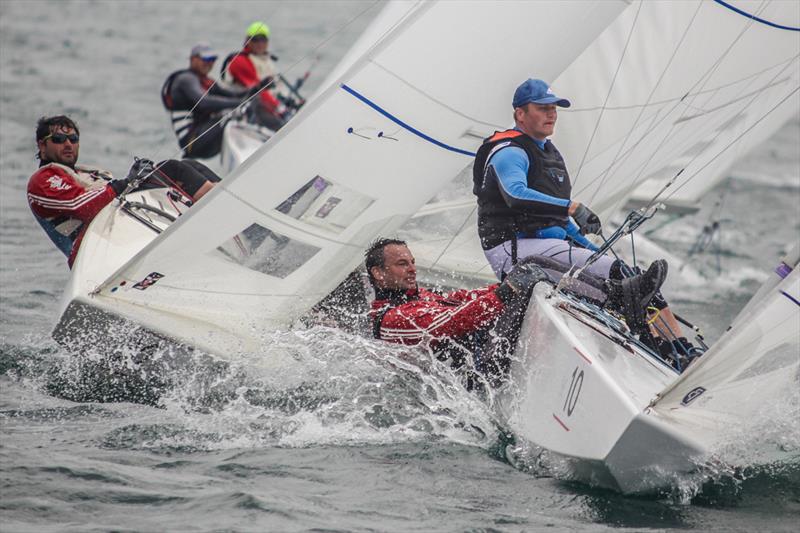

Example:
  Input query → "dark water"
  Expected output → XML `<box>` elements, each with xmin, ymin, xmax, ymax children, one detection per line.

<box><xmin>2</xmin><ymin>1</ymin><xmax>800</xmax><ymax>531</ymax></box>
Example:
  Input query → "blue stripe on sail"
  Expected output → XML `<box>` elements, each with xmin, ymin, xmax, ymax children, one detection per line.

<box><xmin>780</xmin><ymin>290</ymin><xmax>800</xmax><ymax>307</ymax></box>
<box><xmin>340</xmin><ymin>84</ymin><xmax>476</xmax><ymax>157</ymax></box>
<box><xmin>713</xmin><ymin>0</ymin><xmax>800</xmax><ymax>31</ymax></box>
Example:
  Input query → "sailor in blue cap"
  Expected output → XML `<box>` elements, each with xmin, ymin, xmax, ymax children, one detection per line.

<box><xmin>471</xmin><ymin>79</ymin><xmax>699</xmax><ymax>360</ymax></box>
<box><xmin>472</xmin><ymin>78</ymin><xmax>609</xmax><ymax>279</ymax></box>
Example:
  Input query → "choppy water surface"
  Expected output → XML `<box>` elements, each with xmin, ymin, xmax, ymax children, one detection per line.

<box><xmin>1</xmin><ymin>1</ymin><xmax>799</xmax><ymax>531</ymax></box>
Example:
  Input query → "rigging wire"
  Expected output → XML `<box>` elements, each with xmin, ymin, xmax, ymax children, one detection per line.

<box><xmin>661</xmin><ymin>84</ymin><xmax>800</xmax><ymax>204</ymax></box>
<box><xmin>613</xmin><ymin>53</ymin><xmax>798</xmax><ymax>219</ymax></box>
<box><xmin>572</xmin><ymin>0</ymin><xmax>644</xmax><ymax>186</ymax></box>
<box><xmin>572</xmin><ymin>0</ymin><xmax>773</xmax><ymax>205</ymax></box>
<box><xmin>583</xmin><ymin>0</ymin><xmax>705</xmax><ymax>205</ymax></box>
<box><xmin>569</xmin><ymin>56</ymin><xmax>797</xmax><ymax>198</ymax></box>
<box><xmin>567</xmin><ymin>56</ymin><xmax>797</xmax><ymax>114</ymax></box>
<box><xmin>604</xmin><ymin>0</ymin><xmax>775</xmax><ymax>212</ymax></box>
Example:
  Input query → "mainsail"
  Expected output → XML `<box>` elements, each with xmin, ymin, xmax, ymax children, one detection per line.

<box><xmin>404</xmin><ymin>0</ymin><xmax>800</xmax><ymax>277</ymax></box>
<box><xmin>71</xmin><ymin>0</ymin><xmax>628</xmax><ymax>355</ymax></box>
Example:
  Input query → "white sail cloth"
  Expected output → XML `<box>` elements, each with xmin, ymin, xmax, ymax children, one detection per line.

<box><xmin>78</xmin><ymin>0</ymin><xmax>628</xmax><ymax>355</ymax></box>
<box><xmin>404</xmin><ymin>0</ymin><xmax>800</xmax><ymax>278</ymax></box>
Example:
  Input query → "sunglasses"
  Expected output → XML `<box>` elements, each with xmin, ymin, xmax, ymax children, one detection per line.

<box><xmin>44</xmin><ymin>132</ymin><xmax>80</xmax><ymax>144</ymax></box>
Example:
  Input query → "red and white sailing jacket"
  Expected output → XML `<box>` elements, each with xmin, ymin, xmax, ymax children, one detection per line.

<box><xmin>369</xmin><ymin>286</ymin><xmax>505</xmax><ymax>348</ymax></box>
<box><xmin>27</xmin><ymin>162</ymin><xmax>118</xmax><ymax>267</ymax></box>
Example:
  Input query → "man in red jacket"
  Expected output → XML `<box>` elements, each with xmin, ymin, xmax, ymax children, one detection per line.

<box><xmin>27</xmin><ymin>115</ymin><xmax>219</xmax><ymax>267</ymax></box>
<box><xmin>222</xmin><ymin>21</ymin><xmax>287</xmax><ymax>131</ymax></box>
<box><xmin>365</xmin><ymin>238</ymin><xmax>670</xmax><ymax>383</ymax></box>
<box><xmin>366</xmin><ymin>238</ymin><xmax>548</xmax><ymax>383</ymax></box>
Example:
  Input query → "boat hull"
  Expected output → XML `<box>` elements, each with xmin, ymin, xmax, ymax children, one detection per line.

<box><xmin>220</xmin><ymin>120</ymin><xmax>274</xmax><ymax>173</ymax></box>
<box><xmin>54</xmin><ymin>188</ymin><xmax>189</xmax><ymax>351</ymax></box>
<box><xmin>497</xmin><ymin>285</ymin><xmax>707</xmax><ymax>493</ymax></box>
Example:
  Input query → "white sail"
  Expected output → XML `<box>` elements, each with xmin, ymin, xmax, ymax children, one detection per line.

<box><xmin>309</xmin><ymin>0</ymin><xmax>424</xmax><ymax>102</ymax></box>
<box><xmin>58</xmin><ymin>0</ymin><xmax>628</xmax><ymax>355</ymax></box>
<box><xmin>405</xmin><ymin>0</ymin><xmax>800</xmax><ymax>276</ymax></box>
<box><xmin>560</xmin><ymin>0</ymin><xmax>800</xmax><ymax>219</ymax></box>
<box><xmin>649</xmin><ymin>249</ymin><xmax>800</xmax><ymax>446</ymax></box>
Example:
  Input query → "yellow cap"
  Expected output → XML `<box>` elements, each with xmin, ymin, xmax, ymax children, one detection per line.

<box><xmin>246</xmin><ymin>21</ymin><xmax>270</xmax><ymax>38</ymax></box>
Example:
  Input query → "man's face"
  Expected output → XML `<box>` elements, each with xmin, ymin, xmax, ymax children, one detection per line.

<box><xmin>249</xmin><ymin>36</ymin><xmax>269</xmax><ymax>56</ymax></box>
<box><xmin>372</xmin><ymin>244</ymin><xmax>417</xmax><ymax>291</ymax></box>
<box><xmin>515</xmin><ymin>103</ymin><xmax>558</xmax><ymax>140</ymax></box>
<box><xmin>38</xmin><ymin>125</ymin><xmax>79</xmax><ymax>166</ymax></box>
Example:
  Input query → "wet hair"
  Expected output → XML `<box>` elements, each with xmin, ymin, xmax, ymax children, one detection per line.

<box><xmin>35</xmin><ymin>115</ymin><xmax>79</xmax><ymax>159</ymax></box>
<box><xmin>364</xmin><ymin>237</ymin><xmax>407</xmax><ymax>287</ymax></box>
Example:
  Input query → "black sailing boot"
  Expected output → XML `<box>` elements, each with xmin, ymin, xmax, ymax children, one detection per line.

<box><xmin>604</xmin><ymin>259</ymin><xmax>668</xmax><ymax>334</ymax></box>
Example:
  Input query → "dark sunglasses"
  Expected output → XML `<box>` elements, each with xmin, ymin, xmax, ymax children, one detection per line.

<box><xmin>44</xmin><ymin>132</ymin><xmax>80</xmax><ymax>144</ymax></box>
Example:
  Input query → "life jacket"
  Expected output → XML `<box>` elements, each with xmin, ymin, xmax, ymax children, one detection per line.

<box><xmin>472</xmin><ymin>129</ymin><xmax>571</xmax><ymax>250</ymax></box>
<box><xmin>160</xmin><ymin>69</ymin><xmax>215</xmax><ymax>140</ymax></box>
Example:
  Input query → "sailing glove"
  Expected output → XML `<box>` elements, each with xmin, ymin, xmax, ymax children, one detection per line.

<box><xmin>110</xmin><ymin>158</ymin><xmax>155</xmax><ymax>196</ymax></box>
<box><xmin>572</xmin><ymin>204</ymin><xmax>602</xmax><ymax>235</ymax></box>
<box><xmin>127</xmin><ymin>158</ymin><xmax>156</xmax><ymax>180</ymax></box>
<box><xmin>495</xmin><ymin>263</ymin><xmax>550</xmax><ymax>303</ymax></box>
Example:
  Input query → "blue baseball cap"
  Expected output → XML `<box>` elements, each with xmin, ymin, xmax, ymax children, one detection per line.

<box><xmin>512</xmin><ymin>78</ymin><xmax>570</xmax><ymax>108</ymax></box>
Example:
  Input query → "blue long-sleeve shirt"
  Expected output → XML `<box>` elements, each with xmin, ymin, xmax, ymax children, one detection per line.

<box><xmin>487</xmin><ymin>138</ymin><xmax>598</xmax><ymax>251</ymax></box>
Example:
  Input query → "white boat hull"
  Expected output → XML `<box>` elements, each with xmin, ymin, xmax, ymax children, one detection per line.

<box><xmin>220</xmin><ymin>119</ymin><xmax>274</xmax><ymax>173</ymax></box>
<box><xmin>497</xmin><ymin>285</ymin><xmax>707</xmax><ymax>493</ymax></box>
<box><xmin>54</xmin><ymin>189</ymin><xmax>190</xmax><ymax>350</ymax></box>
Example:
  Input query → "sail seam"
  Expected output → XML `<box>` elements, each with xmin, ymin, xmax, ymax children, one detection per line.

<box><xmin>340</xmin><ymin>84</ymin><xmax>476</xmax><ymax>157</ymax></box>
<box><xmin>713</xmin><ymin>0</ymin><xmax>800</xmax><ymax>31</ymax></box>
<box><xmin>780</xmin><ymin>290</ymin><xmax>800</xmax><ymax>307</ymax></box>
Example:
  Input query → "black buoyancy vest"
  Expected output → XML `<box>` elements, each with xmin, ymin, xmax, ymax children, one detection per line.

<box><xmin>161</xmin><ymin>69</ymin><xmax>186</xmax><ymax>112</ymax></box>
<box><xmin>160</xmin><ymin>70</ymin><xmax>210</xmax><ymax>140</ymax></box>
<box><xmin>219</xmin><ymin>52</ymin><xmax>239</xmax><ymax>84</ymax></box>
<box><xmin>472</xmin><ymin>130</ymin><xmax>572</xmax><ymax>250</ymax></box>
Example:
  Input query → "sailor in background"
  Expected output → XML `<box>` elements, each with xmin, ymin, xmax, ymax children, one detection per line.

<box><xmin>162</xmin><ymin>43</ymin><xmax>264</xmax><ymax>159</ymax></box>
<box><xmin>473</xmin><ymin>78</ymin><xmax>702</xmax><ymax>361</ymax></box>
<box><xmin>27</xmin><ymin>115</ymin><xmax>219</xmax><ymax>267</ymax></box>
<box><xmin>365</xmin><ymin>238</ymin><xmax>668</xmax><ymax>386</ymax></box>
<box><xmin>221</xmin><ymin>21</ymin><xmax>288</xmax><ymax>131</ymax></box>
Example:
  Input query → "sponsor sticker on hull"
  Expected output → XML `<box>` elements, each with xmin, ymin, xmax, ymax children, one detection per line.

<box><xmin>681</xmin><ymin>386</ymin><xmax>706</xmax><ymax>406</ymax></box>
<box><xmin>133</xmin><ymin>272</ymin><xmax>164</xmax><ymax>290</ymax></box>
